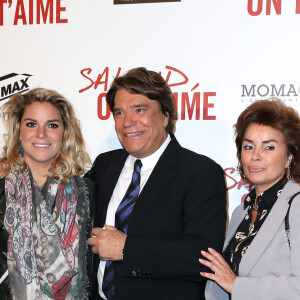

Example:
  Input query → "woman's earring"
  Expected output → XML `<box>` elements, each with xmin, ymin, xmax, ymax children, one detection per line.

<box><xmin>286</xmin><ymin>166</ymin><xmax>291</xmax><ymax>180</ymax></box>
<box><xmin>19</xmin><ymin>136</ymin><xmax>24</xmax><ymax>155</ymax></box>
<box><xmin>19</xmin><ymin>145</ymin><xmax>24</xmax><ymax>155</ymax></box>
<box><xmin>240</xmin><ymin>170</ymin><xmax>247</xmax><ymax>180</ymax></box>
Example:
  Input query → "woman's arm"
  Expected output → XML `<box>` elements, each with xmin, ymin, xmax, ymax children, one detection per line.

<box><xmin>201</xmin><ymin>194</ymin><xmax>300</xmax><ymax>300</ymax></box>
<box><xmin>200</xmin><ymin>248</ymin><xmax>237</xmax><ymax>293</ymax></box>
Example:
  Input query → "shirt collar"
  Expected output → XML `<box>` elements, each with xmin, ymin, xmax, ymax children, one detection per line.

<box><xmin>244</xmin><ymin>178</ymin><xmax>284</xmax><ymax>210</ymax></box>
<box><xmin>127</xmin><ymin>134</ymin><xmax>171</xmax><ymax>174</ymax></box>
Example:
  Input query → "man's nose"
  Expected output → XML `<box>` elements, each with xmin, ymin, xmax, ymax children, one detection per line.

<box><xmin>123</xmin><ymin>112</ymin><xmax>136</xmax><ymax>127</ymax></box>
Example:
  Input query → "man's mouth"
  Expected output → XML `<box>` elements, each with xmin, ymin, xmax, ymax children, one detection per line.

<box><xmin>124</xmin><ymin>132</ymin><xmax>143</xmax><ymax>137</ymax></box>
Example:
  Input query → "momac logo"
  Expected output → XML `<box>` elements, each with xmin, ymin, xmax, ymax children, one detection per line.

<box><xmin>241</xmin><ymin>84</ymin><xmax>299</xmax><ymax>103</ymax></box>
<box><xmin>0</xmin><ymin>73</ymin><xmax>32</xmax><ymax>101</ymax></box>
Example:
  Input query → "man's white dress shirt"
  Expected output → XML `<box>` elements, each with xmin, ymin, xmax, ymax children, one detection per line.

<box><xmin>98</xmin><ymin>135</ymin><xmax>171</xmax><ymax>299</ymax></box>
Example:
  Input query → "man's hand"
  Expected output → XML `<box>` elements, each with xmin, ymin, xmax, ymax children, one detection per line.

<box><xmin>88</xmin><ymin>225</ymin><xmax>127</xmax><ymax>261</ymax></box>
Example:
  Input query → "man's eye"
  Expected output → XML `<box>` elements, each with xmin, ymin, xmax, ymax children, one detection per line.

<box><xmin>113</xmin><ymin>111</ymin><xmax>123</xmax><ymax>117</ymax></box>
<box><xmin>136</xmin><ymin>108</ymin><xmax>144</xmax><ymax>113</ymax></box>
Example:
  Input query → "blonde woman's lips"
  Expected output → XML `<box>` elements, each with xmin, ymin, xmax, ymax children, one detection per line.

<box><xmin>32</xmin><ymin>143</ymin><xmax>51</xmax><ymax>148</ymax></box>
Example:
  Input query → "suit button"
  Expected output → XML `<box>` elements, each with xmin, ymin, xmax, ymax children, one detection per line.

<box><xmin>0</xmin><ymin>225</ymin><xmax>5</xmax><ymax>231</ymax></box>
<box><xmin>132</xmin><ymin>271</ymin><xmax>137</xmax><ymax>277</ymax></box>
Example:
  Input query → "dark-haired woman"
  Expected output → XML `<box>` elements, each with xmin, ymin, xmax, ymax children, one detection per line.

<box><xmin>201</xmin><ymin>98</ymin><xmax>300</xmax><ymax>300</ymax></box>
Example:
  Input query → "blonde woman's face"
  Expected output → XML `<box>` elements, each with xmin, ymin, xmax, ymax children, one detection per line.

<box><xmin>20</xmin><ymin>102</ymin><xmax>64</xmax><ymax>172</ymax></box>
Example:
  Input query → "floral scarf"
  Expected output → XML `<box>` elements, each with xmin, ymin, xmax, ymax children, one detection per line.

<box><xmin>4</xmin><ymin>167</ymin><xmax>89</xmax><ymax>300</ymax></box>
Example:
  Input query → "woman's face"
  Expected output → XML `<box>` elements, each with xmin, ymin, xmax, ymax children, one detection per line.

<box><xmin>241</xmin><ymin>123</ymin><xmax>292</xmax><ymax>195</ymax></box>
<box><xmin>20</xmin><ymin>102</ymin><xmax>64</xmax><ymax>171</ymax></box>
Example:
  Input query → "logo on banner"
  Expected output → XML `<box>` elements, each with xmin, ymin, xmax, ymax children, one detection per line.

<box><xmin>0</xmin><ymin>73</ymin><xmax>32</xmax><ymax>101</ymax></box>
<box><xmin>114</xmin><ymin>0</ymin><xmax>180</xmax><ymax>4</ymax></box>
<box><xmin>224</xmin><ymin>167</ymin><xmax>251</xmax><ymax>203</ymax></box>
<box><xmin>241</xmin><ymin>84</ymin><xmax>299</xmax><ymax>103</ymax></box>
<box><xmin>79</xmin><ymin>66</ymin><xmax>217</xmax><ymax>121</ymax></box>
<box><xmin>0</xmin><ymin>0</ymin><xmax>68</xmax><ymax>26</ymax></box>
<box><xmin>247</xmin><ymin>0</ymin><xmax>300</xmax><ymax>15</ymax></box>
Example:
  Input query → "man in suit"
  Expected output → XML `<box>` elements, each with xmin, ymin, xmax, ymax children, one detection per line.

<box><xmin>86</xmin><ymin>67</ymin><xmax>227</xmax><ymax>300</ymax></box>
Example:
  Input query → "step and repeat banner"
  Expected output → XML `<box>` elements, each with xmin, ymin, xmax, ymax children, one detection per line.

<box><xmin>1</xmin><ymin>0</ymin><xmax>300</xmax><ymax>216</ymax></box>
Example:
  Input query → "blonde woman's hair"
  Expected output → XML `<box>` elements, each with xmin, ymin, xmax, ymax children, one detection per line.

<box><xmin>0</xmin><ymin>88</ymin><xmax>91</xmax><ymax>179</ymax></box>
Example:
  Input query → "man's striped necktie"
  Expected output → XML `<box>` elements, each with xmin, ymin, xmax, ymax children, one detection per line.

<box><xmin>102</xmin><ymin>159</ymin><xmax>143</xmax><ymax>300</ymax></box>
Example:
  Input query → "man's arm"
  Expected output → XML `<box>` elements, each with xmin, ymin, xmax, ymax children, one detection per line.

<box><xmin>84</xmin><ymin>158</ymin><xmax>97</xmax><ymax>182</ymax></box>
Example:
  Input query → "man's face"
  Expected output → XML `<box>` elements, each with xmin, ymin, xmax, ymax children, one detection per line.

<box><xmin>113</xmin><ymin>89</ymin><xmax>169</xmax><ymax>158</ymax></box>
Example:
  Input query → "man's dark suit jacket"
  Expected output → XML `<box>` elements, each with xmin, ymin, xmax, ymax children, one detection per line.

<box><xmin>85</xmin><ymin>134</ymin><xmax>227</xmax><ymax>300</ymax></box>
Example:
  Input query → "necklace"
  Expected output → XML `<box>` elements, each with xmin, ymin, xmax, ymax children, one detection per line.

<box><xmin>252</xmin><ymin>197</ymin><xmax>259</xmax><ymax>211</ymax></box>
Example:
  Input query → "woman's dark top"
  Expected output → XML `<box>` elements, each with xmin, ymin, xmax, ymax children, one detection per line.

<box><xmin>0</xmin><ymin>177</ymin><xmax>10</xmax><ymax>300</ymax></box>
<box><xmin>223</xmin><ymin>179</ymin><xmax>284</xmax><ymax>274</ymax></box>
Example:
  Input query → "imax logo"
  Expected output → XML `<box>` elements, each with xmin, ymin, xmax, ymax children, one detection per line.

<box><xmin>0</xmin><ymin>73</ymin><xmax>32</xmax><ymax>101</ymax></box>
<box><xmin>241</xmin><ymin>84</ymin><xmax>298</xmax><ymax>98</ymax></box>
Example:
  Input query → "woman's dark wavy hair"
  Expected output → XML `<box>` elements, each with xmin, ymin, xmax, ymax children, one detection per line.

<box><xmin>106</xmin><ymin>67</ymin><xmax>177</xmax><ymax>133</ymax></box>
<box><xmin>234</xmin><ymin>98</ymin><xmax>300</xmax><ymax>183</ymax></box>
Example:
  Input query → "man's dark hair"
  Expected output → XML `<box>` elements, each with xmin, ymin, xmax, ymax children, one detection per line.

<box><xmin>106</xmin><ymin>67</ymin><xmax>177</xmax><ymax>133</ymax></box>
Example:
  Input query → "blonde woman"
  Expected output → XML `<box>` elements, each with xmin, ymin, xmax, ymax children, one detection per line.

<box><xmin>0</xmin><ymin>88</ymin><xmax>94</xmax><ymax>300</ymax></box>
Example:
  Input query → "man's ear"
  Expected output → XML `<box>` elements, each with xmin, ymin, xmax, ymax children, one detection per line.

<box><xmin>163</xmin><ymin>112</ymin><xmax>169</xmax><ymax>129</ymax></box>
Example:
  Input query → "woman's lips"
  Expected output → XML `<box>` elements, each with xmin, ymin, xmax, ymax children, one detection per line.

<box><xmin>248</xmin><ymin>166</ymin><xmax>264</xmax><ymax>172</ymax></box>
<box><xmin>32</xmin><ymin>143</ymin><xmax>51</xmax><ymax>149</ymax></box>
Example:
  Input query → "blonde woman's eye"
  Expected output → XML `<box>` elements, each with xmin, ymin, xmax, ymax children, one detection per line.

<box><xmin>25</xmin><ymin>122</ymin><xmax>36</xmax><ymax>127</ymax></box>
<box><xmin>48</xmin><ymin>123</ymin><xmax>59</xmax><ymax>129</ymax></box>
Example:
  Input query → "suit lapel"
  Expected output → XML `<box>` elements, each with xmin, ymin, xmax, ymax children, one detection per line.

<box><xmin>97</xmin><ymin>151</ymin><xmax>128</xmax><ymax>226</ymax></box>
<box><xmin>239</xmin><ymin>180</ymin><xmax>300</xmax><ymax>276</ymax></box>
<box><xmin>127</xmin><ymin>136</ymin><xmax>180</xmax><ymax>234</ymax></box>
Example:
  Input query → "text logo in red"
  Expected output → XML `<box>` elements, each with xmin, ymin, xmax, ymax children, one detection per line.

<box><xmin>79</xmin><ymin>66</ymin><xmax>218</xmax><ymax>121</ymax></box>
<box><xmin>248</xmin><ymin>0</ymin><xmax>300</xmax><ymax>16</ymax></box>
<box><xmin>0</xmin><ymin>0</ymin><xmax>68</xmax><ymax>26</ymax></box>
<box><xmin>224</xmin><ymin>167</ymin><xmax>251</xmax><ymax>203</ymax></box>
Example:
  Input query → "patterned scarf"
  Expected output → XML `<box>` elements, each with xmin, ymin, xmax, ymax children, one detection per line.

<box><xmin>4</xmin><ymin>167</ymin><xmax>89</xmax><ymax>300</ymax></box>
